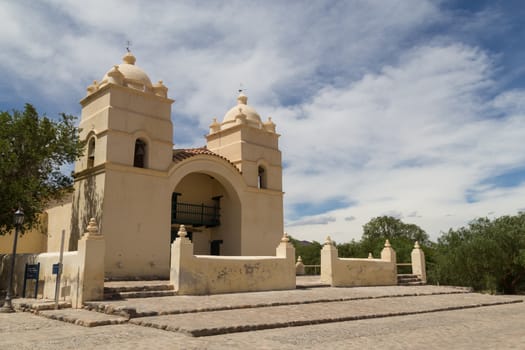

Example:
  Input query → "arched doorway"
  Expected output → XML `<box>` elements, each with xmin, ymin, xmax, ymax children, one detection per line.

<box><xmin>170</xmin><ymin>171</ymin><xmax>242</xmax><ymax>255</ymax></box>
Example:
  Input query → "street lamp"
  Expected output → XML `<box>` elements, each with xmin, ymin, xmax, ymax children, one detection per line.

<box><xmin>0</xmin><ymin>208</ymin><xmax>25</xmax><ymax>313</ymax></box>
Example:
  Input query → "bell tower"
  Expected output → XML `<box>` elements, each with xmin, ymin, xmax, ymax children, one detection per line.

<box><xmin>206</xmin><ymin>92</ymin><xmax>284</xmax><ymax>255</ymax></box>
<box><xmin>75</xmin><ymin>52</ymin><xmax>173</xmax><ymax>173</ymax></box>
<box><xmin>70</xmin><ymin>52</ymin><xmax>174</xmax><ymax>264</ymax></box>
<box><xmin>206</xmin><ymin>92</ymin><xmax>282</xmax><ymax>191</ymax></box>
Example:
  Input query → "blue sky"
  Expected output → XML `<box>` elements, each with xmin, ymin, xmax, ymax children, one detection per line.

<box><xmin>1</xmin><ymin>0</ymin><xmax>525</xmax><ymax>243</ymax></box>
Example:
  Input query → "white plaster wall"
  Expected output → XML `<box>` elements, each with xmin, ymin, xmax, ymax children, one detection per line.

<box><xmin>46</xmin><ymin>203</ymin><xmax>72</xmax><ymax>252</ymax></box>
<box><xmin>321</xmin><ymin>244</ymin><xmax>397</xmax><ymax>287</ymax></box>
<box><xmin>171</xmin><ymin>236</ymin><xmax>295</xmax><ymax>295</ymax></box>
<box><xmin>176</xmin><ymin>255</ymin><xmax>295</xmax><ymax>294</ymax></box>
<box><xmin>36</xmin><ymin>252</ymin><xmax>80</xmax><ymax>301</ymax></box>
<box><xmin>331</xmin><ymin>258</ymin><xmax>397</xmax><ymax>286</ymax></box>
<box><xmin>102</xmin><ymin>168</ymin><xmax>170</xmax><ymax>279</ymax></box>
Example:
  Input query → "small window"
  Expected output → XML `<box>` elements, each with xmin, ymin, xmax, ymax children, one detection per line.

<box><xmin>258</xmin><ymin>166</ymin><xmax>267</xmax><ymax>189</ymax></box>
<box><xmin>134</xmin><ymin>139</ymin><xmax>147</xmax><ymax>168</ymax></box>
<box><xmin>87</xmin><ymin>137</ymin><xmax>95</xmax><ymax>168</ymax></box>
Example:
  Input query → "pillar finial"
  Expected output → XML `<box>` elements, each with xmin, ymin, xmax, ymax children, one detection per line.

<box><xmin>86</xmin><ymin>218</ymin><xmax>99</xmax><ymax>235</ymax></box>
<box><xmin>178</xmin><ymin>225</ymin><xmax>187</xmax><ymax>238</ymax></box>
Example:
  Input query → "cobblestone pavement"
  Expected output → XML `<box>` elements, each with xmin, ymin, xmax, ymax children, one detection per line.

<box><xmin>129</xmin><ymin>293</ymin><xmax>522</xmax><ymax>336</ymax></box>
<box><xmin>86</xmin><ymin>285</ymin><xmax>471</xmax><ymax>317</ymax></box>
<box><xmin>2</xmin><ymin>300</ymin><xmax>525</xmax><ymax>349</ymax></box>
<box><xmin>1</xmin><ymin>286</ymin><xmax>524</xmax><ymax>349</ymax></box>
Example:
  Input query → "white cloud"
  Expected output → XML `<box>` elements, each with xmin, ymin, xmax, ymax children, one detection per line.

<box><xmin>1</xmin><ymin>1</ymin><xmax>524</xmax><ymax>244</ymax></box>
<box><xmin>287</xmin><ymin>216</ymin><xmax>337</xmax><ymax>227</ymax></box>
<box><xmin>280</xmin><ymin>43</ymin><xmax>525</xmax><ymax>242</ymax></box>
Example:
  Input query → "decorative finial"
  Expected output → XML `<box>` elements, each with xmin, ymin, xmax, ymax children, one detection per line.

<box><xmin>237</xmin><ymin>89</ymin><xmax>248</xmax><ymax>105</ymax></box>
<box><xmin>178</xmin><ymin>225</ymin><xmax>187</xmax><ymax>238</ymax></box>
<box><xmin>238</xmin><ymin>83</ymin><xmax>246</xmax><ymax>93</ymax></box>
<box><xmin>368</xmin><ymin>252</ymin><xmax>373</xmax><ymax>259</ymax></box>
<box><xmin>384</xmin><ymin>239</ymin><xmax>391</xmax><ymax>247</ymax></box>
<box><xmin>324</xmin><ymin>235</ymin><xmax>333</xmax><ymax>246</ymax></box>
<box><xmin>87</xmin><ymin>218</ymin><xmax>99</xmax><ymax>235</ymax></box>
<box><xmin>122</xmin><ymin>51</ymin><xmax>136</xmax><ymax>65</ymax></box>
<box><xmin>281</xmin><ymin>232</ymin><xmax>290</xmax><ymax>243</ymax></box>
<box><xmin>414</xmin><ymin>241</ymin><xmax>421</xmax><ymax>249</ymax></box>
<box><xmin>297</xmin><ymin>256</ymin><xmax>303</xmax><ymax>263</ymax></box>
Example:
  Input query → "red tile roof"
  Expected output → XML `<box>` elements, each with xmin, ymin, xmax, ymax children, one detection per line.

<box><xmin>172</xmin><ymin>147</ymin><xmax>241</xmax><ymax>173</ymax></box>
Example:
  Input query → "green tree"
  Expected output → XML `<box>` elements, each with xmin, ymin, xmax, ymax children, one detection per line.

<box><xmin>431</xmin><ymin>213</ymin><xmax>525</xmax><ymax>294</ymax></box>
<box><xmin>289</xmin><ymin>236</ymin><xmax>322</xmax><ymax>266</ymax></box>
<box><xmin>362</xmin><ymin>216</ymin><xmax>429</xmax><ymax>244</ymax></box>
<box><xmin>0</xmin><ymin>104</ymin><xmax>84</xmax><ymax>234</ymax></box>
<box><xmin>359</xmin><ymin>216</ymin><xmax>430</xmax><ymax>264</ymax></box>
<box><xmin>337</xmin><ymin>239</ymin><xmax>368</xmax><ymax>259</ymax></box>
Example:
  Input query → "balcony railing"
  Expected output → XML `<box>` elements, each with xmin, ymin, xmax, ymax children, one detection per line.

<box><xmin>171</xmin><ymin>202</ymin><xmax>220</xmax><ymax>227</ymax></box>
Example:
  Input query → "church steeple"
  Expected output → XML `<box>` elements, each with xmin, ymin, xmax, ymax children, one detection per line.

<box><xmin>206</xmin><ymin>92</ymin><xmax>282</xmax><ymax>191</ymax></box>
<box><xmin>78</xmin><ymin>52</ymin><xmax>174</xmax><ymax>172</ymax></box>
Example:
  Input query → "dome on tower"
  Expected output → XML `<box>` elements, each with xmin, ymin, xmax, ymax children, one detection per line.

<box><xmin>221</xmin><ymin>92</ymin><xmax>263</xmax><ymax>129</ymax></box>
<box><xmin>101</xmin><ymin>52</ymin><xmax>152</xmax><ymax>91</ymax></box>
<box><xmin>86</xmin><ymin>52</ymin><xmax>168</xmax><ymax>98</ymax></box>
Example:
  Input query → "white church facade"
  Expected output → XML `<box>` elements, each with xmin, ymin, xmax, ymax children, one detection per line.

<box><xmin>50</xmin><ymin>51</ymin><xmax>284</xmax><ymax>279</ymax></box>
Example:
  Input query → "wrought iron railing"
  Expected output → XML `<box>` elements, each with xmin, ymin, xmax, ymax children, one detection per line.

<box><xmin>171</xmin><ymin>202</ymin><xmax>220</xmax><ymax>227</ymax></box>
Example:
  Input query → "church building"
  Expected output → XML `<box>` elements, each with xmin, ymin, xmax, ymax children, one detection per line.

<box><xmin>53</xmin><ymin>51</ymin><xmax>284</xmax><ymax>279</ymax></box>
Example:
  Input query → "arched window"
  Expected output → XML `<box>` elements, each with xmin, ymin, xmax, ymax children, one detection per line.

<box><xmin>87</xmin><ymin>137</ymin><xmax>95</xmax><ymax>168</ymax></box>
<box><xmin>258</xmin><ymin>166</ymin><xmax>267</xmax><ymax>189</ymax></box>
<box><xmin>134</xmin><ymin>139</ymin><xmax>147</xmax><ymax>168</ymax></box>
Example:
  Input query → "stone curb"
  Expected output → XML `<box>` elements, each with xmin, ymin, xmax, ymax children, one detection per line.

<box><xmin>13</xmin><ymin>300</ymin><xmax>71</xmax><ymax>312</ymax></box>
<box><xmin>35</xmin><ymin>309</ymin><xmax>129</xmax><ymax>327</ymax></box>
<box><xmin>85</xmin><ymin>289</ymin><xmax>472</xmax><ymax>319</ymax></box>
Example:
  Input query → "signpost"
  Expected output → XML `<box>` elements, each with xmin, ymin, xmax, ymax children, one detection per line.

<box><xmin>54</xmin><ymin>230</ymin><xmax>65</xmax><ymax>309</ymax></box>
<box><xmin>22</xmin><ymin>263</ymin><xmax>40</xmax><ymax>298</ymax></box>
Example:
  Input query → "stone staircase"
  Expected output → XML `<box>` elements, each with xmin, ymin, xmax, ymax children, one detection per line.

<box><xmin>397</xmin><ymin>274</ymin><xmax>424</xmax><ymax>286</ymax></box>
<box><xmin>103</xmin><ymin>280</ymin><xmax>176</xmax><ymax>300</ymax></box>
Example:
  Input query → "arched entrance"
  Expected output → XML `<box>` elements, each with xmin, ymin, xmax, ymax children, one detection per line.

<box><xmin>168</xmin><ymin>158</ymin><xmax>244</xmax><ymax>256</ymax></box>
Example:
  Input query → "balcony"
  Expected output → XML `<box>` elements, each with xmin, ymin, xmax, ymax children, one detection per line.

<box><xmin>171</xmin><ymin>202</ymin><xmax>220</xmax><ymax>227</ymax></box>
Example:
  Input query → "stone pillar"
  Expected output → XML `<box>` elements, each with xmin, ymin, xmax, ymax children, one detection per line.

<box><xmin>170</xmin><ymin>225</ymin><xmax>194</xmax><ymax>293</ymax></box>
<box><xmin>295</xmin><ymin>256</ymin><xmax>305</xmax><ymax>275</ymax></box>
<box><xmin>380</xmin><ymin>239</ymin><xmax>397</xmax><ymax>285</ymax></box>
<box><xmin>380</xmin><ymin>239</ymin><xmax>397</xmax><ymax>264</ymax></box>
<box><xmin>411</xmin><ymin>241</ymin><xmax>426</xmax><ymax>283</ymax></box>
<box><xmin>320</xmin><ymin>236</ymin><xmax>338</xmax><ymax>285</ymax></box>
<box><xmin>275</xmin><ymin>233</ymin><xmax>296</xmax><ymax>288</ymax></box>
<box><xmin>275</xmin><ymin>233</ymin><xmax>294</xmax><ymax>259</ymax></box>
<box><xmin>73</xmin><ymin>218</ymin><xmax>105</xmax><ymax>308</ymax></box>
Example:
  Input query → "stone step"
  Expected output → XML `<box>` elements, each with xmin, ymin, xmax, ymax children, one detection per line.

<box><xmin>104</xmin><ymin>290</ymin><xmax>177</xmax><ymax>300</ymax></box>
<box><xmin>104</xmin><ymin>282</ymin><xmax>173</xmax><ymax>293</ymax></box>
<box><xmin>397</xmin><ymin>274</ymin><xmax>423</xmax><ymax>286</ymax></box>
<box><xmin>399</xmin><ymin>281</ymin><xmax>424</xmax><ymax>286</ymax></box>
<box><xmin>397</xmin><ymin>278</ymin><xmax>421</xmax><ymax>282</ymax></box>
<box><xmin>86</xmin><ymin>285</ymin><xmax>473</xmax><ymax>319</ymax></box>
<box><xmin>397</xmin><ymin>274</ymin><xmax>420</xmax><ymax>280</ymax></box>
<box><xmin>129</xmin><ymin>293</ymin><xmax>523</xmax><ymax>337</ymax></box>
<box><xmin>103</xmin><ymin>281</ymin><xmax>175</xmax><ymax>300</ymax></box>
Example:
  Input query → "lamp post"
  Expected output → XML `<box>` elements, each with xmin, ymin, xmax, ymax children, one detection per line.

<box><xmin>0</xmin><ymin>208</ymin><xmax>25</xmax><ymax>313</ymax></box>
